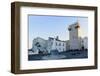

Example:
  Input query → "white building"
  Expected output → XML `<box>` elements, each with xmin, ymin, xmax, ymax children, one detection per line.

<box><xmin>47</xmin><ymin>36</ymin><xmax>66</xmax><ymax>53</ymax></box>
<box><xmin>83</xmin><ymin>37</ymin><xmax>88</xmax><ymax>49</ymax></box>
<box><xmin>29</xmin><ymin>21</ymin><xmax>88</xmax><ymax>55</ymax></box>
<box><xmin>29</xmin><ymin>36</ymin><xmax>67</xmax><ymax>55</ymax></box>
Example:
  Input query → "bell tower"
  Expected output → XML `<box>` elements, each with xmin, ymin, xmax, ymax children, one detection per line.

<box><xmin>68</xmin><ymin>21</ymin><xmax>81</xmax><ymax>50</ymax></box>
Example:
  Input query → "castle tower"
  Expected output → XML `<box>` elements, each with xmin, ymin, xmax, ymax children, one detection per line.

<box><xmin>68</xmin><ymin>21</ymin><xmax>81</xmax><ymax>50</ymax></box>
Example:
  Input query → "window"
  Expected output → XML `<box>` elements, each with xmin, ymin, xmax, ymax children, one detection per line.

<box><xmin>51</xmin><ymin>42</ymin><xmax>53</xmax><ymax>45</ymax></box>
<box><xmin>56</xmin><ymin>42</ymin><xmax>57</xmax><ymax>46</ymax></box>
<box><xmin>75</xmin><ymin>25</ymin><xmax>80</xmax><ymax>29</ymax></box>
<box><xmin>63</xmin><ymin>48</ymin><xmax>64</xmax><ymax>51</ymax></box>
<box><xmin>68</xmin><ymin>28</ymin><xmax>71</xmax><ymax>31</ymax></box>
<box><xmin>63</xmin><ymin>43</ymin><xmax>64</xmax><ymax>46</ymax></box>
<box><xmin>59</xmin><ymin>43</ymin><xmax>61</xmax><ymax>46</ymax></box>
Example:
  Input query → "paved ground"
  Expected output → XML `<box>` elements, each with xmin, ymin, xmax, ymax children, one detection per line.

<box><xmin>28</xmin><ymin>50</ymin><xmax>88</xmax><ymax>61</ymax></box>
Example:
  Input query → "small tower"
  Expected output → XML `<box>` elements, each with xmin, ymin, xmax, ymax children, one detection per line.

<box><xmin>51</xmin><ymin>37</ymin><xmax>56</xmax><ymax>50</ymax></box>
<box><xmin>68</xmin><ymin>21</ymin><xmax>81</xmax><ymax>50</ymax></box>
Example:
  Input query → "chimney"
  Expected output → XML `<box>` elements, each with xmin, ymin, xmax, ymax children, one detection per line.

<box><xmin>56</xmin><ymin>36</ymin><xmax>59</xmax><ymax>40</ymax></box>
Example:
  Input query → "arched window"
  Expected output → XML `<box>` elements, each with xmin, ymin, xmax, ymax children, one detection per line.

<box><xmin>68</xmin><ymin>28</ymin><xmax>71</xmax><ymax>31</ymax></box>
<box><xmin>59</xmin><ymin>43</ymin><xmax>61</xmax><ymax>46</ymax></box>
<box><xmin>75</xmin><ymin>25</ymin><xmax>80</xmax><ymax>29</ymax></box>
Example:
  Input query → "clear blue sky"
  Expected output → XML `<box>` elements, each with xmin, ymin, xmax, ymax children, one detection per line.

<box><xmin>28</xmin><ymin>15</ymin><xmax>88</xmax><ymax>49</ymax></box>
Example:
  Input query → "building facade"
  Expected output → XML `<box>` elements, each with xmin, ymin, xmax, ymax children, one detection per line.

<box><xmin>47</xmin><ymin>36</ymin><xmax>66</xmax><ymax>53</ymax></box>
<box><xmin>30</xmin><ymin>36</ymin><xmax>67</xmax><ymax>55</ymax></box>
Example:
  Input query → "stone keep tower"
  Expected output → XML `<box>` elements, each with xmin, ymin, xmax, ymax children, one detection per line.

<box><xmin>68</xmin><ymin>22</ymin><xmax>81</xmax><ymax>50</ymax></box>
